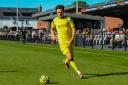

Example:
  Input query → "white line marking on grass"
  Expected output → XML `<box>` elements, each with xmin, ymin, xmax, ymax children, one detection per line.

<box><xmin>75</xmin><ymin>50</ymin><xmax>128</xmax><ymax>59</ymax></box>
<box><xmin>41</xmin><ymin>46</ymin><xmax>128</xmax><ymax>59</ymax></box>
<box><xmin>1</xmin><ymin>43</ymin><xmax>127</xmax><ymax>59</ymax></box>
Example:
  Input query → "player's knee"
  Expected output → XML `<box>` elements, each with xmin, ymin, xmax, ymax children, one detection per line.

<box><xmin>69</xmin><ymin>57</ymin><xmax>74</xmax><ymax>61</ymax></box>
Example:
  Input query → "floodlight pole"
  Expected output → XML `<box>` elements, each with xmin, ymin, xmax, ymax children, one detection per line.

<box><xmin>16</xmin><ymin>0</ymin><xmax>19</xmax><ymax>32</ymax></box>
<box><xmin>76</xmin><ymin>0</ymin><xmax>78</xmax><ymax>14</ymax></box>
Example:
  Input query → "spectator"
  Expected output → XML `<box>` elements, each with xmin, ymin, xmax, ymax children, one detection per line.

<box><xmin>109</xmin><ymin>30</ymin><xmax>125</xmax><ymax>48</ymax></box>
<box><xmin>21</xmin><ymin>30</ymin><xmax>27</xmax><ymax>44</ymax></box>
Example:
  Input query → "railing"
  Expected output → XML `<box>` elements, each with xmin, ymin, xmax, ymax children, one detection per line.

<box><xmin>75</xmin><ymin>32</ymin><xmax>128</xmax><ymax>51</ymax></box>
<box><xmin>0</xmin><ymin>32</ymin><xmax>128</xmax><ymax>51</ymax></box>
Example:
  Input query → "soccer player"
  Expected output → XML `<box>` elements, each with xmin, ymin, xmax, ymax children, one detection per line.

<box><xmin>50</xmin><ymin>5</ymin><xmax>84</xmax><ymax>79</ymax></box>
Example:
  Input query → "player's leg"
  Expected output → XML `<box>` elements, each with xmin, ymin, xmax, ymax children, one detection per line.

<box><xmin>60</xmin><ymin>44</ymin><xmax>70</xmax><ymax>68</ymax></box>
<box><xmin>64</xmin><ymin>56</ymin><xmax>70</xmax><ymax>68</ymax></box>
<box><xmin>60</xmin><ymin>43</ymin><xmax>84</xmax><ymax>78</ymax></box>
<box><xmin>66</xmin><ymin>52</ymin><xmax>84</xmax><ymax>79</ymax></box>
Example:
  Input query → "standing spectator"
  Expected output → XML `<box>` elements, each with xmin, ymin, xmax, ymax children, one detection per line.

<box><xmin>21</xmin><ymin>30</ymin><xmax>27</xmax><ymax>44</ymax></box>
<box><xmin>109</xmin><ymin>30</ymin><xmax>124</xmax><ymax>48</ymax></box>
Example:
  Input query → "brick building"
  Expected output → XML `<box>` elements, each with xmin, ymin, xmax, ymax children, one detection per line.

<box><xmin>81</xmin><ymin>0</ymin><xmax>128</xmax><ymax>31</ymax></box>
<box><xmin>105</xmin><ymin>17</ymin><xmax>123</xmax><ymax>30</ymax></box>
<box><xmin>0</xmin><ymin>7</ymin><xmax>38</xmax><ymax>30</ymax></box>
<box><xmin>33</xmin><ymin>5</ymin><xmax>104</xmax><ymax>33</ymax></box>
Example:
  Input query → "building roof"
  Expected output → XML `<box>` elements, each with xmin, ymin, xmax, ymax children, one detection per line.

<box><xmin>32</xmin><ymin>5</ymin><xmax>82</xmax><ymax>18</ymax></box>
<box><xmin>38</xmin><ymin>13</ymin><xmax>103</xmax><ymax>21</ymax></box>
<box><xmin>33</xmin><ymin>5</ymin><xmax>103</xmax><ymax>21</ymax></box>
<box><xmin>89</xmin><ymin>0</ymin><xmax>125</xmax><ymax>8</ymax></box>
<box><xmin>81</xmin><ymin>0</ymin><xmax>128</xmax><ymax>18</ymax></box>
<box><xmin>0</xmin><ymin>7</ymin><xmax>38</xmax><ymax>19</ymax></box>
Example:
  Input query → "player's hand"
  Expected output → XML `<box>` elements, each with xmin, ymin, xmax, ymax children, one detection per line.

<box><xmin>51</xmin><ymin>36</ymin><xmax>57</xmax><ymax>41</ymax></box>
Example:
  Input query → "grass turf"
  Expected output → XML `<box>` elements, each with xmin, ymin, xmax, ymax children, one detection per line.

<box><xmin>0</xmin><ymin>40</ymin><xmax>128</xmax><ymax>85</ymax></box>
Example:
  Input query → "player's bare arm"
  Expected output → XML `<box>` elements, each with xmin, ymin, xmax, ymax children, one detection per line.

<box><xmin>70</xmin><ymin>26</ymin><xmax>76</xmax><ymax>44</ymax></box>
<box><xmin>50</xmin><ymin>27</ymin><xmax>56</xmax><ymax>41</ymax></box>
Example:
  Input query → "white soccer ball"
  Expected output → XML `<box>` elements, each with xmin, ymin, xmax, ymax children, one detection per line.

<box><xmin>39</xmin><ymin>75</ymin><xmax>50</xmax><ymax>84</ymax></box>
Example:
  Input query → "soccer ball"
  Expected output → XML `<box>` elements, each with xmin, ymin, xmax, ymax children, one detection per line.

<box><xmin>39</xmin><ymin>75</ymin><xmax>50</xmax><ymax>84</ymax></box>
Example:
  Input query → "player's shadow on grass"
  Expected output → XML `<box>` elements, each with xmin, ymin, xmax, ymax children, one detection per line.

<box><xmin>83</xmin><ymin>72</ymin><xmax>128</xmax><ymax>79</ymax></box>
<box><xmin>0</xmin><ymin>70</ymin><xmax>18</xmax><ymax>73</ymax></box>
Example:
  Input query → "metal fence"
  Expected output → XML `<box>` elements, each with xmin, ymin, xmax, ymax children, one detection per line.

<box><xmin>0</xmin><ymin>32</ymin><xmax>128</xmax><ymax>51</ymax></box>
<box><xmin>75</xmin><ymin>32</ymin><xmax>128</xmax><ymax>51</ymax></box>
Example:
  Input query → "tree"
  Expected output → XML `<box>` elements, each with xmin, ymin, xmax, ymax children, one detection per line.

<box><xmin>3</xmin><ymin>25</ymin><xmax>9</xmax><ymax>31</ymax></box>
<box><xmin>72</xmin><ymin>0</ymin><xmax>88</xmax><ymax>6</ymax></box>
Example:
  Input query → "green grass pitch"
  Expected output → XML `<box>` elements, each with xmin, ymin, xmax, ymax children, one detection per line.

<box><xmin>0</xmin><ymin>40</ymin><xmax>128</xmax><ymax>85</ymax></box>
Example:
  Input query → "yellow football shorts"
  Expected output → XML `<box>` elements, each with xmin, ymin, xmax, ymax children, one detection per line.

<box><xmin>59</xmin><ymin>43</ymin><xmax>73</xmax><ymax>55</ymax></box>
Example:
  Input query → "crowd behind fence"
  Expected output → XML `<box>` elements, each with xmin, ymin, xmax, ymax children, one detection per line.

<box><xmin>79</xmin><ymin>29</ymin><xmax>128</xmax><ymax>51</ymax></box>
<box><xmin>0</xmin><ymin>29</ymin><xmax>128</xmax><ymax>51</ymax></box>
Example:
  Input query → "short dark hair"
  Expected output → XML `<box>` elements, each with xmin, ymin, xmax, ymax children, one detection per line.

<box><xmin>55</xmin><ymin>5</ymin><xmax>64</xmax><ymax>11</ymax></box>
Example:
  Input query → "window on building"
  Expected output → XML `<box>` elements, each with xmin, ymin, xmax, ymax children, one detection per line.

<box><xmin>22</xmin><ymin>13</ymin><xmax>33</xmax><ymax>17</ymax></box>
<box><xmin>3</xmin><ymin>12</ymin><xmax>19</xmax><ymax>16</ymax></box>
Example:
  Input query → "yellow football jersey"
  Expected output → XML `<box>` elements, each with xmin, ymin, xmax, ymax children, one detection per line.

<box><xmin>51</xmin><ymin>16</ymin><xmax>75</xmax><ymax>55</ymax></box>
<box><xmin>51</xmin><ymin>16</ymin><xmax>75</xmax><ymax>43</ymax></box>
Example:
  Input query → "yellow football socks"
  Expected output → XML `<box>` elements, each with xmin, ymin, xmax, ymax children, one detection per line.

<box><xmin>65</xmin><ymin>56</ymin><xmax>81</xmax><ymax>75</ymax></box>
<box><xmin>70</xmin><ymin>60</ymin><xmax>78</xmax><ymax>72</ymax></box>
